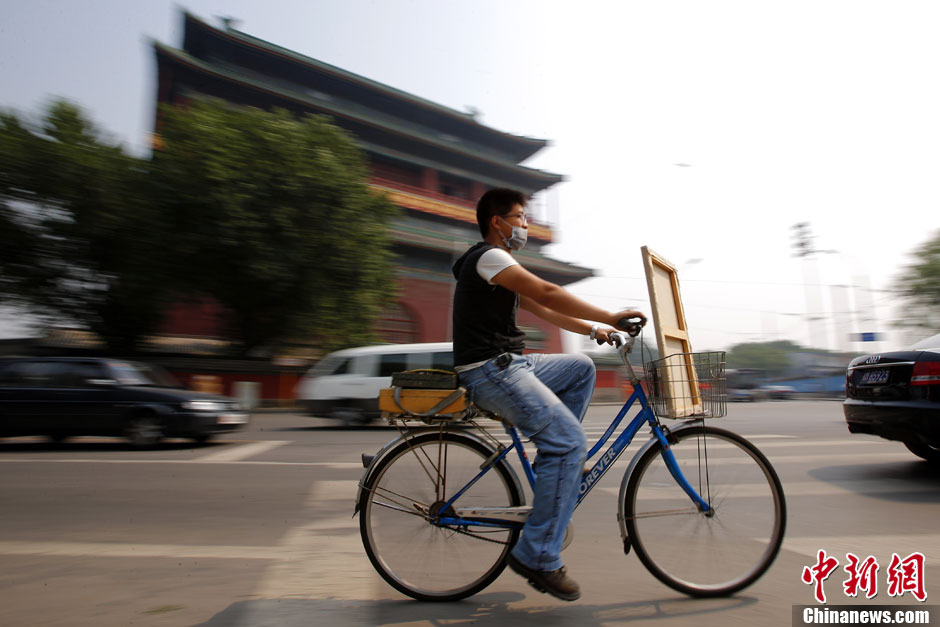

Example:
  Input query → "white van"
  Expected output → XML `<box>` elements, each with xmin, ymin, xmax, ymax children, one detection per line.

<box><xmin>295</xmin><ymin>342</ymin><xmax>454</xmax><ymax>424</ymax></box>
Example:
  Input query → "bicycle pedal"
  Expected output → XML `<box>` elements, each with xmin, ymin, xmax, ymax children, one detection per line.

<box><xmin>527</xmin><ymin>579</ymin><xmax>548</xmax><ymax>594</ymax></box>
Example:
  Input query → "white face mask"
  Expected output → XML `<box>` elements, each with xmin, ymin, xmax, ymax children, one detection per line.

<box><xmin>498</xmin><ymin>217</ymin><xmax>528</xmax><ymax>251</ymax></box>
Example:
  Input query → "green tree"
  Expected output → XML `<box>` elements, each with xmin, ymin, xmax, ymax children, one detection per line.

<box><xmin>897</xmin><ymin>230</ymin><xmax>940</xmax><ymax>335</ymax></box>
<box><xmin>726</xmin><ymin>340</ymin><xmax>804</xmax><ymax>376</ymax></box>
<box><xmin>152</xmin><ymin>99</ymin><xmax>399</xmax><ymax>355</ymax></box>
<box><xmin>0</xmin><ymin>100</ymin><xmax>169</xmax><ymax>351</ymax></box>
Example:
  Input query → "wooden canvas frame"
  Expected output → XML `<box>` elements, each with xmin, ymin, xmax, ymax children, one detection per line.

<box><xmin>641</xmin><ymin>246</ymin><xmax>702</xmax><ymax>418</ymax></box>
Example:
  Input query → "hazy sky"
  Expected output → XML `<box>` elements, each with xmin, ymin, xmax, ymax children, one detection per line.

<box><xmin>2</xmin><ymin>1</ymin><xmax>937</xmax><ymax>352</ymax></box>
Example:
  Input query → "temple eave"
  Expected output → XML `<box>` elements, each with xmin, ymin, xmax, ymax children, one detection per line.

<box><xmin>155</xmin><ymin>43</ymin><xmax>563</xmax><ymax>190</ymax></box>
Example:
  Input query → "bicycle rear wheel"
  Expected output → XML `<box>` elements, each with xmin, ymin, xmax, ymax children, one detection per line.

<box><xmin>623</xmin><ymin>424</ymin><xmax>786</xmax><ymax>597</ymax></box>
<box><xmin>359</xmin><ymin>430</ymin><xmax>523</xmax><ymax>601</ymax></box>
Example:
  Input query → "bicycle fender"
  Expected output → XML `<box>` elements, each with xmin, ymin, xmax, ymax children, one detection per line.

<box><xmin>354</xmin><ymin>430</ymin><xmax>415</xmax><ymax>516</ymax></box>
<box><xmin>353</xmin><ymin>428</ymin><xmax>525</xmax><ymax>516</ymax></box>
<box><xmin>616</xmin><ymin>421</ymin><xmax>701</xmax><ymax>550</ymax></box>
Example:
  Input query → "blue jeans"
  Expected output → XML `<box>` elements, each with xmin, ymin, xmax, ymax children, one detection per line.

<box><xmin>458</xmin><ymin>352</ymin><xmax>594</xmax><ymax>572</ymax></box>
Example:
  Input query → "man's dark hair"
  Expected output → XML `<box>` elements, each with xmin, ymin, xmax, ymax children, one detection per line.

<box><xmin>476</xmin><ymin>188</ymin><xmax>527</xmax><ymax>238</ymax></box>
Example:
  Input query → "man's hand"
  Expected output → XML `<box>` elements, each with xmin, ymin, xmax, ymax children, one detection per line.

<box><xmin>588</xmin><ymin>311</ymin><xmax>647</xmax><ymax>344</ymax></box>
<box><xmin>594</xmin><ymin>326</ymin><xmax>617</xmax><ymax>345</ymax></box>
<box><xmin>610</xmin><ymin>310</ymin><xmax>647</xmax><ymax>330</ymax></box>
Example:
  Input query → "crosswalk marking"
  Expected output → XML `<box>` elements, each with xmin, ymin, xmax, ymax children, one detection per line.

<box><xmin>193</xmin><ymin>440</ymin><xmax>290</xmax><ymax>462</ymax></box>
<box><xmin>2</xmin><ymin>475</ymin><xmax>936</xmax><ymax>605</ymax></box>
<box><xmin>0</xmin><ymin>541</ymin><xmax>280</xmax><ymax>560</ymax></box>
<box><xmin>254</xmin><ymin>479</ymin><xmax>374</xmax><ymax>600</ymax></box>
<box><xmin>0</xmin><ymin>449</ymin><xmax>912</xmax><ymax>468</ymax></box>
<box><xmin>783</xmin><ymin>534</ymin><xmax>940</xmax><ymax>559</ymax></box>
<box><xmin>0</xmin><ymin>479</ymin><xmax>375</xmax><ymax>606</ymax></box>
<box><xmin>600</xmin><ymin>479</ymin><xmax>940</xmax><ymax>500</ymax></box>
<box><xmin>2</xmin><ymin>524</ymin><xmax>936</xmax><ymax>570</ymax></box>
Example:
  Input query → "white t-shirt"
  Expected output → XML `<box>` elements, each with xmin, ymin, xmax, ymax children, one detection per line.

<box><xmin>476</xmin><ymin>247</ymin><xmax>518</xmax><ymax>285</ymax></box>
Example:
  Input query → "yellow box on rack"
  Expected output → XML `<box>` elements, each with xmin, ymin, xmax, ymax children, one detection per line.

<box><xmin>378</xmin><ymin>387</ymin><xmax>468</xmax><ymax>417</ymax></box>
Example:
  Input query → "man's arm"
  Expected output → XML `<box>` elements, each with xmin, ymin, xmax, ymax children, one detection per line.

<box><xmin>519</xmin><ymin>295</ymin><xmax>594</xmax><ymax>335</ymax></box>
<box><xmin>493</xmin><ymin>264</ymin><xmax>643</xmax><ymax>329</ymax></box>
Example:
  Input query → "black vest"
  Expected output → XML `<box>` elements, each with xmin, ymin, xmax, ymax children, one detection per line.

<box><xmin>452</xmin><ymin>242</ymin><xmax>526</xmax><ymax>366</ymax></box>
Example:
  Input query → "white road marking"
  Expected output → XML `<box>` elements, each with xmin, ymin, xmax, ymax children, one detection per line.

<box><xmin>783</xmin><ymin>534</ymin><xmax>940</xmax><ymax>559</ymax></box>
<box><xmin>732</xmin><ymin>439</ymin><xmax>888</xmax><ymax>448</ymax></box>
<box><xmin>737</xmin><ymin>434</ymin><xmax>799</xmax><ymax>439</ymax></box>
<box><xmin>0</xmin><ymin>433</ymin><xmax>910</xmax><ymax>472</ymax></box>
<box><xmin>193</xmin><ymin>440</ymin><xmax>290</xmax><ymax>463</ymax></box>
<box><xmin>0</xmin><ymin>448</ymin><xmax>913</xmax><ymax>469</ymax></box>
<box><xmin>600</xmin><ymin>479</ymin><xmax>940</xmax><ymax>500</ymax></box>
<box><xmin>0</xmin><ymin>541</ymin><xmax>280</xmax><ymax>560</ymax></box>
<box><xmin>253</xmin><ymin>479</ymin><xmax>376</xmax><ymax>600</ymax></box>
<box><xmin>0</xmin><ymin>477</ymin><xmax>374</xmax><ymax>604</ymax></box>
<box><xmin>0</xmin><ymin>459</ymin><xmax>367</xmax><ymax>469</ymax></box>
<box><xmin>751</xmin><ymin>452</ymin><xmax>912</xmax><ymax>464</ymax></box>
<box><xmin>2</xmin><ymin>473</ymin><xmax>936</xmax><ymax>606</ymax></box>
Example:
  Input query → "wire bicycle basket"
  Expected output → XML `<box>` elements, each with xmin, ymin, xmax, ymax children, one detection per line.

<box><xmin>643</xmin><ymin>351</ymin><xmax>727</xmax><ymax>419</ymax></box>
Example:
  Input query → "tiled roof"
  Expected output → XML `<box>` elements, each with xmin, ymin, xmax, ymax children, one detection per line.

<box><xmin>155</xmin><ymin>43</ymin><xmax>563</xmax><ymax>188</ymax></box>
<box><xmin>183</xmin><ymin>12</ymin><xmax>548</xmax><ymax>160</ymax></box>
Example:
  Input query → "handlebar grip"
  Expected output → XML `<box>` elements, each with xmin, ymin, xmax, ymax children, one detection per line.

<box><xmin>617</xmin><ymin>317</ymin><xmax>645</xmax><ymax>338</ymax></box>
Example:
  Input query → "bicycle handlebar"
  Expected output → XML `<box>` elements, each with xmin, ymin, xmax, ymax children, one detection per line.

<box><xmin>610</xmin><ymin>330</ymin><xmax>636</xmax><ymax>353</ymax></box>
<box><xmin>617</xmin><ymin>316</ymin><xmax>645</xmax><ymax>337</ymax></box>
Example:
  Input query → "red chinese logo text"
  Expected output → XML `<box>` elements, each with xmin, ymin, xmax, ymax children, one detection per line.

<box><xmin>802</xmin><ymin>551</ymin><xmax>927</xmax><ymax>604</ymax></box>
<box><xmin>843</xmin><ymin>553</ymin><xmax>879</xmax><ymax>599</ymax></box>
<box><xmin>887</xmin><ymin>552</ymin><xmax>926</xmax><ymax>602</ymax></box>
<box><xmin>802</xmin><ymin>550</ymin><xmax>840</xmax><ymax>604</ymax></box>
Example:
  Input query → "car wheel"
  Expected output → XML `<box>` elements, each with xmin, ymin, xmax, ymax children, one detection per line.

<box><xmin>125</xmin><ymin>413</ymin><xmax>164</xmax><ymax>448</ymax></box>
<box><xmin>191</xmin><ymin>433</ymin><xmax>213</xmax><ymax>445</ymax></box>
<box><xmin>47</xmin><ymin>434</ymin><xmax>69</xmax><ymax>444</ymax></box>
<box><xmin>904</xmin><ymin>441</ymin><xmax>940</xmax><ymax>463</ymax></box>
<box><xmin>332</xmin><ymin>407</ymin><xmax>371</xmax><ymax>427</ymax></box>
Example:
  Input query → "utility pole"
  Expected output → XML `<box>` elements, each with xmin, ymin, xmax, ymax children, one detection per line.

<box><xmin>791</xmin><ymin>222</ymin><xmax>833</xmax><ymax>350</ymax></box>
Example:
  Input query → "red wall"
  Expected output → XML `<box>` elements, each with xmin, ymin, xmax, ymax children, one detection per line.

<box><xmin>397</xmin><ymin>278</ymin><xmax>452</xmax><ymax>342</ymax></box>
<box><xmin>397</xmin><ymin>276</ymin><xmax>563</xmax><ymax>353</ymax></box>
<box><xmin>169</xmin><ymin>370</ymin><xmax>301</xmax><ymax>405</ymax></box>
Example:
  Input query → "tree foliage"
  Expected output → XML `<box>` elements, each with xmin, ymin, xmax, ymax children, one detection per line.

<box><xmin>726</xmin><ymin>340</ymin><xmax>804</xmax><ymax>375</ymax></box>
<box><xmin>897</xmin><ymin>230</ymin><xmax>940</xmax><ymax>334</ymax></box>
<box><xmin>0</xmin><ymin>100</ymin><xmax>168</xmax><ymax>351</ymax></box>
<box><xmin>0</xmin><ymin>98</ymin><xmax>400</xmax><ymax>355</ymax></box>
<box><xmin>152</xmin><ymin>99</ymin><xmax>399</xmax><ymax>354</ymax></box>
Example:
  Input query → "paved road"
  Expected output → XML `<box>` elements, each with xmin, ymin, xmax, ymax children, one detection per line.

<box><xmin>1</xmin><ymin>401</ymin><xmax>938</xmax><ymax>626</ymax></box>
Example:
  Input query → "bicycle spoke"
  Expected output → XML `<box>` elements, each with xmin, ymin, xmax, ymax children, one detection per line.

<box><xmin>629</xmin><ymin>507</ymin><xmax>700</xmax><ymax>519</ymax></box>
<box><xmin>625</xmin><ymin>426</ymin><xmax>785</xmax><ymax>597</ymax></box>
<box><xmin>368</xmin><ymin>483</ymin><xmax>432</xmax><ymax>513</ymax></box>
<box><xmin>371</xmin><ymin>499</ymin><xmax>429</xmax><ymax>518</ymax></box>
<box><xmin>396</xmin><ymin>427</ymin><xmax>444</xmax><ymax>493</ymax></box>
<box><xmin>360</xmin><ymin>432</ymin><xmax>522</xmax><ymax>601</ymax></box>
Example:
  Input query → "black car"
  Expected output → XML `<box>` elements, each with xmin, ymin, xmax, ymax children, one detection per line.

<box><xmin>0</xmin><ymin>357</ymin><xmax>248</xmax><ymax>447</ymax></box>
<box><xmin>844</xmin><ymin>334</ymin><xmax>940</xmax><ymax>461</ymax></box>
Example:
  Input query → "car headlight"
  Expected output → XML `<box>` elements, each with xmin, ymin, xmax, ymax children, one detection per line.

<box><xmin>182</xmin><ymin>400</ymin><xmax>226</xmax><ymax>412</ymax></box>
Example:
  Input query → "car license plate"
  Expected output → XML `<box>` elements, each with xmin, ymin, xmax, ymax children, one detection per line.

<box><xmin>218</xmin><ymin>413</ymin><xmax>248</xmax><ymax>425</ymax></box>
<box><xmin>859</xmin><ymin>369</ymin><xmax>889</xmax><ymax>385</ymax></box>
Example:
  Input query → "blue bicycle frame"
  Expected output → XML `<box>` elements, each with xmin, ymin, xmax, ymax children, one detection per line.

<box><xmin>435</xmin><ymin>336</ymin><xmax>712</xmax><ymax>530</ymax></box>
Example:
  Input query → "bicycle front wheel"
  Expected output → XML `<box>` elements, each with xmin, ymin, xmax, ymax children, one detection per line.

<box><xmin>623</xmin><ymin>424</ymin><xmax>786</xmax><ymax>597</ymax></box>
<box><xmin>359</xmin><ymin>430</ymin><xmax>523</xmax><ymax>601</ymax></box>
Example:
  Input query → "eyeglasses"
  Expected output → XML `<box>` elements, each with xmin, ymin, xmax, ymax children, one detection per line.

<box><xmin>504</xmin><ymin>212</ymin><xmax>528</xmax><ymax>225</ymax></box>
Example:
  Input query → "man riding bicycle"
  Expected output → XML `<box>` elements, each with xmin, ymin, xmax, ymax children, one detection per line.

<box><xmin>452</xmin><ymin>188</ymin><xmax>646</xmax><ymax>601</ymax></box>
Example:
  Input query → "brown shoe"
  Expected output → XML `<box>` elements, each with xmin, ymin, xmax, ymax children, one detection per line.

<box><xmin>506</xmin><ymin>553</ymin><xmax>581</xmax><ymax>601</ymax></box>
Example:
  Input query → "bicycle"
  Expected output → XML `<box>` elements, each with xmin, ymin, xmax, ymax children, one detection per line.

<box><xmin>355</xmin><ymin>327</ymin><xmax>787</xmax><ymax>602</ymax></box>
